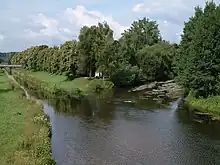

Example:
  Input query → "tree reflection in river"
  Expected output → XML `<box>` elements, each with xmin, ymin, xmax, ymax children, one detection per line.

<box><xmin>47</xmin><ymin>95</ymin><xmax>116</xmax><ymax>125</ymax></box>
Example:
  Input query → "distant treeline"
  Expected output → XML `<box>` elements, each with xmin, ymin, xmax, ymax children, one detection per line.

<box><xmin>11</xmin><ymin>17</ymin><xmax>177</xmax><ymax>87</ymax></box>
<box><xmin>0</xmin><ymin>52</ymin><xmax>17</xmax><ymax>64</ymax></box>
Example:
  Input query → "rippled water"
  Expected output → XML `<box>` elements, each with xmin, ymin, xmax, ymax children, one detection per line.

<box><xmin>39</xmin><ymin>91</ymin><xmax>220</xmax><ymax>165</ymax></box>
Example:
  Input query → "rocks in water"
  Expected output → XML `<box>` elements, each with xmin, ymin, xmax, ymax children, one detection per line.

<box><xmin>194</xmin><ymin>112</ymin><xmax>211</xmax><ymax>116</ymax></box>
<box><xmin>193</xmin><ymin>111</ymin><xmax>214</xmax><ymax>122</ymax></box>
<box><xmin>165</xmin><ymin>80</ymin><xmax>175</xmax><ymax>83</ymax></box>
<box><xmin>124</xmin><ymin>100</ymin><xmax>136</xmax><ymax>103</ymax></box>
<box><xmin>129</xmin><ymin>82</ymin><xmax>157</xmax><ymax>92</ymax></box>
<box><xmin>193</xmin><ymin>119</ymin><xmax>203</xmax><ymax>123</ymax></box>
<box><xmin>211</xmin><ymin>116</ymin><xmax>220</xmax><ymax>121</ymax></box>
<box><xmin>152</xmin><ymin>89</ymin><xmax>167</xmax><ymax>93</ymax></box>
<box><xmin>157</xmin><ymin>94</ymin><xmax>166</xmax><ymax>98</ymax></box>
<box><xmin>130</xmin><ymin>79</ymin><xmax>183</xmax><ymax>100</ymax></box>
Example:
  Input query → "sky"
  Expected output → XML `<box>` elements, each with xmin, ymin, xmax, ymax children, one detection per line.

<box><xmin>0</xmin><ymin>0</ymin><xmax>217</xmax><ymax>52</ymax></box>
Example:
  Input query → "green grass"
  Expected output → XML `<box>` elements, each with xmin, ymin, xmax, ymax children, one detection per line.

<box><xmin>25</xmin><ymin>71</ymin><xmax>66</xmax><ymax>86</ymax></box>
<box><xmin>0</xmin><ymin>71</ymin><xmax>55</xmax><ymax>165</ymax></box>
<box><xmin>17</xmin><ymin>70</ymin><xmax>114</xmax><ymax>95</ymax></box>
<box><xmin>186</xmin><ymin>92</ymin><xmax>220</xmax><ymax>116</ymax></box>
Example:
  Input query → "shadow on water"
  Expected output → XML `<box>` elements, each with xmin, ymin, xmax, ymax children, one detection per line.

<box><xmin>29</xmin><ymin>87</ymin><xmax>171</xmax><ymax>123</ymax></box>
<box><xmin>48</xmin><ymin>97</ymin><xmax>117</xmax><ymax>124</ymax></box>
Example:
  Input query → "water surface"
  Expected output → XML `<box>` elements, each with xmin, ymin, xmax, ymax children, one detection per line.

<box><xmin>39</xmin><ymin>90</ymin><xmax>220</xmax><ymax>165</ymax></box>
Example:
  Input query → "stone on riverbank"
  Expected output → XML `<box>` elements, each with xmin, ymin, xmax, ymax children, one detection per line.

<box><xmin>129</xmin><ymin>82</ymin><xmax>157</xmax><ymax>92</ymax></box>
<box><xmin>130</xmin><ymin>79</ymin><xmax>183</xmax><ymax>100</ymax></box>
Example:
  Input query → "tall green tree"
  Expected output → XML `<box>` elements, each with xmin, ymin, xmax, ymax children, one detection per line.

<box><xmin>120</xmin><ymin>17</ymin><xmax>161</xmax><ymax>66</ymax></box>
<box><xmin>98</xmin><ymin>40</ymin><xmax>122</xmax><ymax>77</ymax></box>
<box><xmin>137</xmin><ymin>41</ymin><xmax>176</xmax><ymax>82</ymax></box>
<box><xmin>176</xmin><ymin>1</ymin><xmax>220</xmax><ymax>97</ymax></box>
<box><xmin>77</xmin><ymin>22</ymin><xmax>113</xmax><ymax>77</ymax></box>
<box><xmin>59</xmin><ymin>40</ymin><xmax>79</xmax><ymax>79</ymax></box>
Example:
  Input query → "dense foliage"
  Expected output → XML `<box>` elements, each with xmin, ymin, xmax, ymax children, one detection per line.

<box><xmin>175</xmin><ymin>1</ymin><xmax>220</xmax><ymax>98</ymax></box>
<box><xmin>11</xmin><ymin>17</ymin><xmax>176</xmax><ymax>87</ymax></box>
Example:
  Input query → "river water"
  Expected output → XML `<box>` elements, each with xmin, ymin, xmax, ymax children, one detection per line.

<box><xmin>30</xmin><ymin>89</ymin><xmax>220</xmax><ymax>165</ymax></box>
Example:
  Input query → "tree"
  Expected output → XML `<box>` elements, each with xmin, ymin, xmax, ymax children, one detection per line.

<box><xmin>137</xmin><ymin>41</ymin><xmax>176</xmax><ymax>82</ymax></box>
<box><xmin>59</xmin><ymin>40</ymin><xmax>79</xmax><ymax>79</ymax></box>
<box><xmin>97</xmin><ymin>40</ymin><xmax>121</xmax><ymax>77</ymax></box>
<box><xmin>175</xmin><ymin>1</ymin><xmax>220</xmax><ymax>97</ymax></box>
<box><xmin>119</xmin><ymin>17</ymin><xmax>161</xmax><ymax>66</ymax></box>
<box><xmin>77</xmin><ymin>22</ymin><xmax>114</xmax><ymax>77</ymax></box>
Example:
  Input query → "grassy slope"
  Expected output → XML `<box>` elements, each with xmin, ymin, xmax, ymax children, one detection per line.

<box><xmin>0</xmin><ymin>72</ymin><xmax>55</xmax><ymax>165</ymax></box>
<box><xmin>23</xmin><ymin>70</ymin><xmax>114</xmax><ymax>95</ymax></box>
<box><xmin>186</xmin><ymin>92</ymin><xmax>220</xmax><ymax>116</ymax></box>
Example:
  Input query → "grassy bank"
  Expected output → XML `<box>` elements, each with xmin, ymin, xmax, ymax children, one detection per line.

<box><xmin>186</xmin><ymin>92</ymin><xmax>220</xmax><ymax>117</ymax></box>
<box><xmin>12</xmin><ymin>69</ymin><xmax>114</xmax><ymax>98</ymax></box>
<box><xmin>0</xmin><ymin>71</ymin><xmax>55</xmax><ymax>165</ymax></box>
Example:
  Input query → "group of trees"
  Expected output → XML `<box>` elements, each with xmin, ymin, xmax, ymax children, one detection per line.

<box><xmin>11</xmin><ymin>1</ymin><xmax>220</xmax><ymax>99</ymax></box>
<box><xmin>11</xmin><ymin>18</ymin><xmax>177</xmax><ymax>87</ymax></box>
<box><xmin>175</xmin><ymin>1</ymin><xmax>220</xmax><ymax>98</ymax></box>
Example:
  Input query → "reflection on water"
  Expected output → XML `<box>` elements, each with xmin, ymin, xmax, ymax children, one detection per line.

<box><xmin>35</xmin><ymin>89</ymin><xmax>220</xmax><ymax>165</ymax></box>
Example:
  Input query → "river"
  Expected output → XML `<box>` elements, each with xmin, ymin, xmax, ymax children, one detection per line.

<box><xmin>7</xmin><ymin>69</ymin><xmax>220</xmax><ymax>165</ymax></box>
<box><xmin>25</xmin><ymin>88</ymin><xmax>219</xmax><ymax>165</ymax></box>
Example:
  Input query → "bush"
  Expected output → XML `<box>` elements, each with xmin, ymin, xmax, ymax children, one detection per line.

<box><xmin>137</xmin><ymin>42</ymin><xmax>176</xmax><ymax>82</ymax></box>
<box><xmin>110</xmin><ymin>65</ymin><xmax>141</xmax><ymax>87</ymax></box>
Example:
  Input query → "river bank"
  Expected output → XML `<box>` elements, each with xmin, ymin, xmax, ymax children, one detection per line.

<box><xmin>0</xmin><ymin>70</ymin><xmax>55</xmax><ymax>165</ymax></box>
<box><xmin>130</xmin><ymin>79</ymin><xmax>220</xmax><ymax>120</ymax></box>
<box><xmin>185</xmin><ymin>92</ymin><xmax>220</xmax><ymax>121</ymax></box>
<box><xmin>20</xmin><ymin>74</ymin><xmax>220</xmax><ymax>165</ymax></box>
<box><xmin>12</xmin><ymin>69</ymin><xmax>114</xmax><ymax>99</ymax></box>
<box><xmin>5</xmin><ymin>68</ymin><xmax>220</xmax><ymax>164</ymax></box>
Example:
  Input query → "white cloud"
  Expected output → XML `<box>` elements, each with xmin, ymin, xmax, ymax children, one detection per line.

<box><xmin>0</xmin><ymin>34</ymin><xmax>4</xmax><ymax>41</ymax></box>
<box><xmin>24</xmin><ymin>5</ymin><xmax>128</xmax><ymax>45</ymax></box>
<box><xmin>25</xmin><ymin>13</ymin><xmax>66</xmax><ymax>41</ymax></box>
<box><xmin>132</xmin><ymin>0</ymin><xmax>201</xmax><ymax>14</ymax></box>
<box><xmin>2</xmin><ymin>0</ymin><xmax>217</xmax><ymax>52</ymax></box>
<box><xmin>63</xmin><ymin>5</ymin><xmax>128</xmax><ymax>38</ymax></box>
<box><xmin>131</xmin><ymin>0</ymin><xmax>212</xmax><ymax>42</ymax></box>
<box><xmin>132</xmin><ymin>3</ymin><xmax>145</xmax><ymax>12</ymax></box>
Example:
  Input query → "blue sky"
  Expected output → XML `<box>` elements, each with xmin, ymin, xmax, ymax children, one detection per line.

<box><xmin>0</xmin><ymin>0</ymin><xmax>217</xmax><ymax>52</ymax></box>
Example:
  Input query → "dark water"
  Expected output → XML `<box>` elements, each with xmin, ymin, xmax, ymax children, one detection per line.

<box><xmin>38</xmin><ymin>90</ymin><xmax>220</xmax><ymax>165</ymax></box>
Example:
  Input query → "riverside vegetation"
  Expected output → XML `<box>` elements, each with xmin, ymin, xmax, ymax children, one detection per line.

<box><xmin>0</xmin><ymin>69</ymin><xmax>55</xmax><ymax>165</ymax></box>
<box><xmin>175</xmin><ymin>1</ymin><xmax>220</xmax><ymax>118</ymax></box>
<box><xmin>8</xmin><ymin>1</ymin><xmax>220</xmax><ymax>118</ymax></box>
<box><xmin>12</xmin><ymin>69</ymin><xmax>114</xmax><ymax>99</ymax></box>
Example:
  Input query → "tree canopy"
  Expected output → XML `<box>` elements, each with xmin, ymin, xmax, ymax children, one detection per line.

<box><xmin>175</xmin><ymin>1</ymin><xmax>220</xmax><ymax>97</ymax></box>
